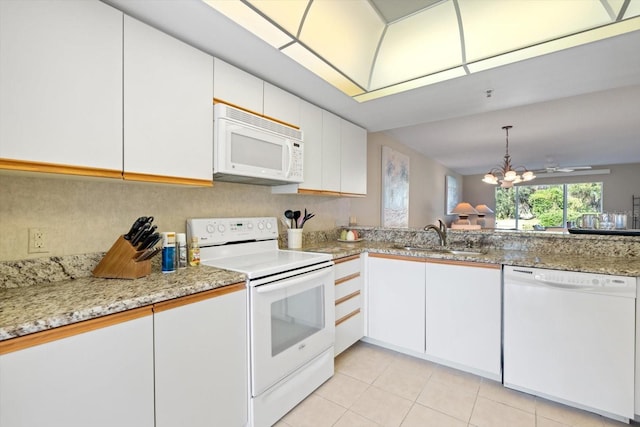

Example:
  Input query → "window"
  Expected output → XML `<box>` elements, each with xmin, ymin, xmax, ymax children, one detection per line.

<box><xmin>495</xmin><ymin>182</ymin><xmax>602</xmax><ymax>230</ymax></box>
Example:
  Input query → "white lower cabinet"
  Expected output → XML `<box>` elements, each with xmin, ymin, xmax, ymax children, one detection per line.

<box><xmin>334</xmin><ymin>254</ymin><xmax>365</xmax><ymax>355</ymax></box>
<box><xmin>367</xmin><ymin>254</ymin><xmax>426</xmax><ymax>353</ymax></box>
<box><xmin>365</xmin><ymin>254</ymin><xmax>502</xmax><ymax>379</ymax></box>
<box><xmin>0</xmin><ymin>309</ymin><xmax>155</xmax><ymax>427</ymax></box>
<box><xmin>154</xmin><ymin>285</ymin><xmax>248</xmax><ymax>427</ymax></box>
<box><xmin>425</xmin><ymin>261</ymin><xmax>502</xmax><ymax>378</ymax></box>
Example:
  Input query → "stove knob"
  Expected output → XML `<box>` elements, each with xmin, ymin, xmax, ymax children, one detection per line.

<box><xmin>217</xmin><ymin>224</ymin><xmax>226</xmax><ymax>233</ymax></box>
<box><xmin>206</xmin><ymin>224</ymin><xmax>215</xmax><ymax>233</ymax></box>
<box><xmin>266</xmin><ymin>222</ymin><xmax>272</xmax><ymax>230</ymax></box>
<box><xmin>257</xmin><ymin>222</ymin><xmax>264</xmax><ymax>230</ymax></box>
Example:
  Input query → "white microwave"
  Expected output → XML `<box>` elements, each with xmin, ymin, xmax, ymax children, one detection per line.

<box><xmin>213</xmin><ymin>104</ymin><xmax>304</xmax><ymax>185</ymax></box>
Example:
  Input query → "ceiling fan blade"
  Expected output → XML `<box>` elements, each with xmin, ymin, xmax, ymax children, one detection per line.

<box><xmin>556</xmin><ymin>167</ymin><xmax>574</xmax><ymax>172</ymax></box>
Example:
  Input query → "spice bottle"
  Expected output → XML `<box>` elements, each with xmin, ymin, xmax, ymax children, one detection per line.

<box><xmin>188</xmin><ymin>236</ymin><xmax>200</xmax><ymax>266</ymax></box>
<box><xmin>176</xmin><ymin>233</ymin><xmax>187</xmax><ymax>269</ymax></box>
<box><xmin>161</xmin><ymin>232</ymin><xmax>176</xmax><ymax>273</ymax></box>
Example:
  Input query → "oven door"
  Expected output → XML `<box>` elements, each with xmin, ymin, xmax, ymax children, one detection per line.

<box><xmin>250</xmin><ymin>265</ymin><xmax>334</xmax><ymax>396</ymax></box>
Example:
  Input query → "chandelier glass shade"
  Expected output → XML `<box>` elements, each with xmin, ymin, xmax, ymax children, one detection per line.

<box><xmin>482</xmin><ymin>126</ymin><xmax>535</xmax><ymax>188</ymax></box>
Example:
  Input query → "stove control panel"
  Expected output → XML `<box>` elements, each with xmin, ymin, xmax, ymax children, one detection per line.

<box><xmin>187</xmin><ymin>217</ymin><xmax>278</xmax><ymax>246</ymax></box>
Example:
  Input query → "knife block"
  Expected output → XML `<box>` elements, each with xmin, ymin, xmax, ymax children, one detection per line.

<box><xmin>93</xmin><ymin>236</ymin><xmax>151</xmax><ymax>279</ymax></box>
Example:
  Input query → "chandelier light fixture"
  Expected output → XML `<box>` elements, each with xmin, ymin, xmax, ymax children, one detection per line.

<box><xmin>482</xmin><ymin>126</ymin><xmax>535</xmax><ymax>189</ymax></box>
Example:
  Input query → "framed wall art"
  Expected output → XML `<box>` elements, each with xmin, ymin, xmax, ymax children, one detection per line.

<box><xmin>381</xmin><ymin>146</ymin><xmax>409</xmax><ymax>227</ymax></box>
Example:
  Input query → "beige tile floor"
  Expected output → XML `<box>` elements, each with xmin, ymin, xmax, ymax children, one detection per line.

<box><xmin>275</xmin><ymin>341</ymin><xmax>634</xmax><ymax>427</ymax></box>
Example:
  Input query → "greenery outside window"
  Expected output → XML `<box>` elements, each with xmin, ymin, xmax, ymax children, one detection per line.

<box><xmin>495</xmin><ymin>182</ymin><xmax>602</xmax><ymax>230</ymax></box>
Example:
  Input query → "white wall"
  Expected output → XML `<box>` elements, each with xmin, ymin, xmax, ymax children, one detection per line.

<box><xmin>350</xmin><ymin>132</ymin><xmax>462</xmax><ymax>228</ymax></box>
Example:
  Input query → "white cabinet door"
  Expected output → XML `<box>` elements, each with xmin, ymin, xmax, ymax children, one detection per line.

<box><xmin>123</xmin><ymin>16</ymin><xmax>213</xmax><ymax>183</ymax></box>
<box><xmin>214</xmin><ymin>57</ymin><xmax>263</xmax><ymax>114</ymax></box>
<box><xmin>154</xmin><ymin>287</ymin><xmax>248</xmax><ymax>427</ymax></box>
<box><xmin>0</xmin><ymin>312</ymin><xmax>154</xmax><ymax>427</ymax></box>
<box><xmin>367</xmin><ymin>256</ymin><xmax>425</xmax><ymax>353</ymax></box>
<box><xmin>321</xmin><ymin>110</ymin><xmax>342</xmax><ymax>193</ymax></box>
<box><xmin>0</xmin><ymin>0</ymin><xmax>122</xmax><ymax>172</ymax></box>
<box><xmin>264</xmin><ymin>82</ymin><xmax>300</xmax><ymax>127</ymax></box>
<box><xmin>425</xmin><ymin>262</ymin><xmax>501</xmax><ymax>377</ymax></box>
<box><xmin>298</xmin><ymin>100</ymin><xmax>323</xmax><ymax>191</ymax></box>
<box><xmin>340</xmin><ymin>120</ymin><xmax>367</xmax><ymax>195</ymax></box>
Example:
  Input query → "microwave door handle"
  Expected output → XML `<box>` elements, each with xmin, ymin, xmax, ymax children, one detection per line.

<box><xmin>284</xmin><ymin>140</ymin><xmax>293</xmax><ymax>178</ymax></box>
<box><xmin>256</xmin><ymin>269</ymin><xmax>330</xmax><ymax>293</ymax></box>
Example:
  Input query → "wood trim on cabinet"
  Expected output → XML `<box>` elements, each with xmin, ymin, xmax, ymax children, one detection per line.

<box><xmin>424</xmin><ymin>258</ymin><xmax>500</xmax><ymax>269</ymax></box>
<box><xmin>335</xmin><ymin>290</ymin><xmax>360</xmax><ymax>306</ymax></box>
<box><xmin>335</xmin><ymin>309</ymin><xmax>360</xmax><ymax>326</ymax></box>
<box><xmin>296</xmin><ymin>189</ymin><xmax>366</xmax><ymax>197</ymax></box>
<box><xmin>123</xmin><ymin>172</ymin><xmax>213</xmax><ymax>187</ymax></box>
<box><xmin>297</xmin><ymin>189</ymin><xmax>341</xmax><ymax>197</ymax></box>
<box><xmin>213</xmin><ymin>98</ymin><xmax>300</xmax><ymax>130</ymax></box>
<box><xmin>335</xmin><ymin>254</ymin><xmax>360</xmax><ymax>264</ymax></box>
<box><xmin>338</xmin><ymin>192</ymin><xmax>366</xmax><ymax>198</ymax></box>
<box><xmin>0</xmin><ymin>306</ymin><xmax>153</xmax><ymax>355</ymax></box>
<box><xmin>368</xmin><ymin>253</ymin><xmax>426</xmax><ymax>263</ymax></box>
<box><xmin>0</xmin><ymin>158</ymin><xmax>122</xmax><ymax>179</ymax></box>
<box><xmin>152</xmin><ymin>283</ymin><xmax>246</xmax><ymax>313</ymax></box>
<box><xmin>336</xmin><ymin>272</ymin><xmax>360</xmax><ymax>286</ymax></box>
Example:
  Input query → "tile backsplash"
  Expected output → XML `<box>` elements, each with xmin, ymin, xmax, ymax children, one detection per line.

<box><xmin>0</xmin><ymin>174</ymin><xmax>350</xmax><ymax>261</ymax></box>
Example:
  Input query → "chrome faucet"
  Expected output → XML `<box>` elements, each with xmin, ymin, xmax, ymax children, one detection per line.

<box><xmin>424</xmin><ymin>219</ymin><xmax>447</xmax><ymax>246</ymax></box>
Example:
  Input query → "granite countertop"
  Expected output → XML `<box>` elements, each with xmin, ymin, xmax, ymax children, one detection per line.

<box><xmin>2</xmin><ymin>237</ymin><xmax>639</xmax><ymax>344</ymax></box>
<box><xmin>304</xmin><ymin>241</ymin><xmax>640</xmax><ymax>277</ymax></box>
<box><xmin>0</xmin><ymin>266</ymin><xmax>245</xmax><ymax>342</ymax></box>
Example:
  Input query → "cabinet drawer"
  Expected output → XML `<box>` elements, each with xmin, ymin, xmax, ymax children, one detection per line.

<box><xmin>335</xmin><ymin>257</ymin><xmax>360</xmax><ymax>280</ymax></box>
<box><xmin>335</xmin><ymin>311</ymin><xmax>363</xmax><ymax>356</ymax></box>
<box><xmin>336</xmin><ymin>292</ymin><xmax>361</xmax><ymax>320</ymax></box>
<box><xmin>335</xmin><ymin>276</ymin><xmax>361</xmax><ymax>301</ymax></box>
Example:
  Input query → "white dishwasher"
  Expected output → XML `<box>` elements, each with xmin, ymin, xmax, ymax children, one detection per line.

<box><xmin>503</xmin><ymin>266</ymin><xmax>636</xmax><ymax>421</ymax></box>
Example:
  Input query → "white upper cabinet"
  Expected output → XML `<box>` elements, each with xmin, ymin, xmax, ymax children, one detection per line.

<box><xmin>321</xmin><ymin>110</ymin><xmax>342</xmax><ymax>193</ymax></box>
<box><xmin>123</xmin><ymin>16</ymin><xmax>213</xmax><ymax>184</ymax></box>
<box><xmin>213</xmin><ymin>58</ymin><xmax>263</xmax><ymax>114</ymax></box>
<box><xmin>263</xmin><ymin>82</ymin><xmax>301</xmax><ymax>127</ymax></box>
<box><xmin>0</xmin><ymin>0</ymin><xmax>123</xmax><ymax>174</ymax></box>
<box><xmin>299</xmin><ymin>100</ymin><xmax>323</xmax><ymax>191</ymax></box>
<box><xmin>340</xmin><ymin>120</ymin><xmax>367</xmax><ymax>195</ymax></box>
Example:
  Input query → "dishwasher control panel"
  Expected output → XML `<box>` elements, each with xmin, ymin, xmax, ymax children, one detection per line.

<box><xmin>533</xmin><ymin>272</ymin><xmax>629</xmax><ymax>287</ymax></box>
<box><xmin>505</xmin><ymin>266</ymin><xmax>637</xmax><ymax>297</ymax></box>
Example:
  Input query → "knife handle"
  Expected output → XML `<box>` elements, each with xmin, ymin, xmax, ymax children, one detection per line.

<box><xmin>138</xmin><ymin>233</ymin><xmax>161</xmax><ymax>251</ymax></box>
<box><xmin>136</xmin><ymin>225</ymin><xmax>157</xmax><ymax>248</ymax></box>
<box><xmin>131</xmin><ymin>224</ymin><xmax>150</xmax><ymax>246</ymax></box>
<box><xmin>124</xmin><ymin>216</ymin><xmax>147</xmax><ymax>240</ymax></box>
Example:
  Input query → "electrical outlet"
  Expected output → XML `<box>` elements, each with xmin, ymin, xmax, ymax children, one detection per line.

<box><xmin>28</xmin><ymin>228</ymin><xmax>49</xmax><ymax>253</ymax></box>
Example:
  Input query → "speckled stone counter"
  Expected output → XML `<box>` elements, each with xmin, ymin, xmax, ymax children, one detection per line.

<box><xmin>302</xmin><ymin>240</ymin><xmax>640</xmax><ymax>276</ymax></box>
<box><xmin>299</xmin><ymin>227</ymin><xmax>640</xmax><ymax>277</ymax></box>
<box><xmin>0</xmin><ymin>266</ymin><xmax>245</xmax><ymax>341</ymax></box>
<box><xmin>3</xmin><ymin>227</ymin><xmax>639</xmax><ymax>343</ymax></box>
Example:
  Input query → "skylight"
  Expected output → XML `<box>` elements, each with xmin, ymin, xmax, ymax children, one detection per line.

<box><xmin>204</xmin><ymin>0</ymin><xmax>640</xmax><ymax>102</ymax></box>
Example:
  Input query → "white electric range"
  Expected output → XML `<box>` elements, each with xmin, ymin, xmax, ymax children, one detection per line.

<box><xmin>187</xmin><ymin>217</ymin><xmax>335</xmax><ymax>427</ymax></box>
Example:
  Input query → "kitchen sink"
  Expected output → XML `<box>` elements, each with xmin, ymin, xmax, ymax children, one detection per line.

<box><xmin>392</xmin><ymin>244</ymin><xmax>482</xmax><ymax>256</ymax></box>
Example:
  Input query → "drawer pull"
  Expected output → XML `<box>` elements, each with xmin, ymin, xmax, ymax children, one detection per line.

<box><xmin>335</xmin><ymin>272</ymin><xmax>360</xmax><ymax>285</ymax></box>
<box><xmin>335</xmin><ymin>290</ymin><xmax>360</xmax><ymax>306</ymax></box>
<box><xmin>336</xmin><ymin>309</ymin><xmax>360</xmax><ymax>326</ymax></box>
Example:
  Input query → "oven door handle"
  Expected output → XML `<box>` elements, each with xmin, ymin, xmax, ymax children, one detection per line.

<box><xmin>255</xmin><ymin>269</ymin><xmax>330</xmax><ymax>293</ymax></box>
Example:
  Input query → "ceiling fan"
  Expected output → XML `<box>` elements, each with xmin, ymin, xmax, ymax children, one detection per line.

<box><xmin>535</xmin><ymin>158</ymin><xmax>592</xmax><ymax>174</ymax></box>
